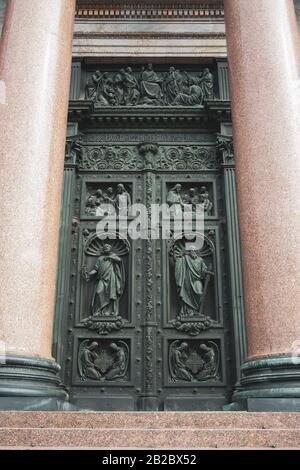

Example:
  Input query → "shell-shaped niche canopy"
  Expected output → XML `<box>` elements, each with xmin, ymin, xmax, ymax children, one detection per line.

<box><xmin>84</xmin><ymin>232</ymin><xmax>130</xmax><ymax>257</ymax></box>
<box><xmin>170</xmin><ymin>231</ymin><xmax>214</xmax><ymax>259</ymax></box>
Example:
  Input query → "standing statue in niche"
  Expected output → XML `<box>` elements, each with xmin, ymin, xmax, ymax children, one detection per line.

<box><xmin>140</xmin><ymin>64</ymin><xmax>163</xmax><ymax>105</ymax></box>
<box><xmin>84</xmin><ymin>243</ymin><xmax>125</xmax><ymax>317</ymax></box>
<box><xmin>174</xmin><ymin>247</ymin><xmax>213</xmax><ymax>317</ymax></box>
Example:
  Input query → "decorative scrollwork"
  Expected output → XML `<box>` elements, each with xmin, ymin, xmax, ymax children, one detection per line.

<box><xmin>76</xmin><ymin>144</ymin><xmax>217</xmax><ymax>171</ymax></box>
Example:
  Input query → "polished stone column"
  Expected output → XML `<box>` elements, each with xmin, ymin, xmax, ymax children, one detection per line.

<box><xmin>0</xmin><ymin>0</ymin><xmax>75</xmax><ymax>409</ymax></box>
<box><xmin>225</xmin><ymin>0</ymin><xmax>300</xmax><ymax>410</ymax></box>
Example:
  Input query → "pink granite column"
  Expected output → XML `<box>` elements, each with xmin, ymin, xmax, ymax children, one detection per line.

<box><xmin>0</xmin><ymin>1</ymin><xmax>75</xmax><ymax>368</ymax></box>
<box><xmin>224</xmin><ymin>0</ymin><xmax>300</xmax><ymax>406</ymax></box>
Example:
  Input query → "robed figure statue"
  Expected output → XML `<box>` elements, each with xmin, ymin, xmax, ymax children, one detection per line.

<box><xmin>85</xmin><ymin>243</ymin><xmax>125</xmax><ymax>317</ymax></box>
<box><xmin>174</xmin><ymin>248</ymin><xmax>209</xmax><ymax>317</ymax></box>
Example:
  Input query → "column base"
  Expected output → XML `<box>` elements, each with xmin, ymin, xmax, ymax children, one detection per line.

<box><xmin>0</xmin><ymin>355</ymin><xmax>68</xmax><ymax>410</ymax></box>
<box><xmin>227</xmin><ymin>356</ymin><xmax>300</xmax><ymax>412</ymax></box>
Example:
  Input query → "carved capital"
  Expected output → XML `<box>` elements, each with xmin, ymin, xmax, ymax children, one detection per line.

<box><xmin>216</xmin><ymin>133</ymin><xmax>234</xmax><ymax>166</ymax></box>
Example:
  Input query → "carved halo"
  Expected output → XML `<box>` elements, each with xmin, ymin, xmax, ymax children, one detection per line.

<box><xmin>169</xmin><ymin>231</ymin><xmax>214</xmax><ymax>259</ymax></box>
<box><xmin>84</xmin><ymin>232</ymin><xmax>130</xmax><ymax>257</ymax></box>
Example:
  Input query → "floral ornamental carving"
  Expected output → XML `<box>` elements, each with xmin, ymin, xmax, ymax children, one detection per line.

<box><xmin>169</xmin><ymin>340</ymin><xmax>220</xmax><ymax>382</ymax></box>
<box><xmin>169</xmin><ymin>234</ymin><xmax>217</xmax><ymax>335</ymax></box>
<box><xmin>78</xmin><ymin>340</ymin><xmax>129</xmax><ymax>382</ymax></box>
<box><xmin>76</xmin><ymin>144</ymin><xmax>218</xmax><ymax>171</ymax></box>
<box><xmin>85</xmin><ymin>65</ymin><xmax>214</xmax><ymax>107</ymax></box>
<box><xmin>82</xmin><ymin>235</ymin><xmax>130</xmax><ymax>334</ymax></box>
<box><xmin>138</xmin><ymin>142</ymin><xmax>159</xmax><ymax>170</ymax></box>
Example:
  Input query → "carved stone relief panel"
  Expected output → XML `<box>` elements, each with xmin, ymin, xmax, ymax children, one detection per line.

<box><xmin>84</xmin><ymin>182</ymin><xmax>133</xmax><ymax>217</ymax></box>
<box><xmin>77</xmin><ymin>338</ymin><xmax>130</xmax><ymax>383</ymax></box>
<box><xmin>167</xmin><ymin>231</ymin><xmax>220</xmax><ymax>336</ymax></box>
<box><xmin>75</xmin><ymin>143</ymin><xmax>218</xmax><ymax>172</ymax></box>
<box><xmin>85</xmin><ymin>65</ymin><xmax>214</xmax><ymax>107</ymax></box>
<box><xmin>166</xmin><ymin>181</ymin><xmax>214</xmax><ymax>216</ymax></box>
<box><xmin>168</xmin><ymin>339</ymin><xmax>221</xmax><ymax>383</ymax></box>
<box><xmin>80</xmin><ymin>233</ymin><xmax>131</xmax><ymax>334</ymax></box>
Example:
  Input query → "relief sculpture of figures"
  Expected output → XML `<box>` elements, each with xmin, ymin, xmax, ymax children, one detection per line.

<box><xmin>199</xmin><ymin>186</ymin><xmax>213</xmax><ymax>213</ymax></box>
<box><xmin>85</xmin><ymin>65</ymin><xmax>214</xmax><ymax>107</ymax></box>
<box><xmin>166</xmin><ymin>184</ymin><xmax>213</xmax><ymax>215</ymax></box>
<box><xmin>84</xmin><ymin>243</ymin><xmax>125</xmax><ymax>317</ymax></box>
<box><xmin>140</xmin><ymin>64</ymin><xmax>163</xmax><ymax>105</ymax></box>
<box><xmin>78</xmin><ymin>340</ymin><xmax>129</xmax><ymax>382</ymax></box>
<box><xmin>78</xmin><ymin>341</ymin><xmax>102</xmax><ymax>381</ymax></box>
<box><xmin>171</xmin><ymin>237</ymin><xmax>216</xmax><ymax>335</ymax></box>
<box><xmin>82</xmin><ymin>237</ymin><xmax>130</xmax><ymax>335</ymax></box>
<box><xmin>85</xmin><ymin>184</ymin><xmax>131</xmax><ymax>217</ymax></box>
<box><xmin>174</xmin><ymin>247</ymin><xmax>212</xmax><ymax>317</ymax></box>
<box><xmin>115</xmin><ymin>184</ymin><xmax>131</xmax><ymax>215</ymax></box>
<box><xmin>163</xmin><ymin>66</ymin><xmax>183</xmax><ymax>104</ymax></box>
<box><xmin>169</xmin><ymin>340</ymin><xmax>219</xmax><ymax>382</ymax></box>
<box><xmin>121</xmin><ymin>67</ymin><xmax>140</xmax><ymax>105</ymax></box>
<box><xmin>169</xmin><ymin>341</ymin><xmax>192</xmax><ymax>382</ymax></box>
<box><xmin>85</xmin><ymin>70</ymin><xmax>102</xmax><ymax>100</ymax></box>
<box><xmin>167</xmin><ymin>184</ymin><xmax>184</xmax><ymax>215</ymax></box>
<box><xmin>197</xmin><ymin>68</ymin><xmax>214</xmax><ymax>100</ymax></box>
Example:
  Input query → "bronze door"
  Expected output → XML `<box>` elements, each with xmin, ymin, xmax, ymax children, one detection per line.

<box><xmin>56</xmin><ymin>63</ymin><xmax>242</xmax><ymax>411</ymax></box>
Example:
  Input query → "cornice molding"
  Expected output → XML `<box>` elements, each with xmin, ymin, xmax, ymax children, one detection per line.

<box><xmin>68</xmin><ymin>99</ymin><xmax>231</xmax><ymax>126</ymax></box>
<box><xmin>76</xmin><ymin>3</ymin><xmax>224</xmax><ymax>20</ymax></box>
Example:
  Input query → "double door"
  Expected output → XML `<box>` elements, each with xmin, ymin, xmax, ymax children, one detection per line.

<box><xmin>62</xmin><ymin>131</ymin><xmax>235</xmax><ymax>410</ymax></box>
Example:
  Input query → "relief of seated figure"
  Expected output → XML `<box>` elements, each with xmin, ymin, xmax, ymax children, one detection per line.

<box><xmin>140</xmin><ymin>64</ymin><xmax>163</xmax><ymax>105</ymax></box>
